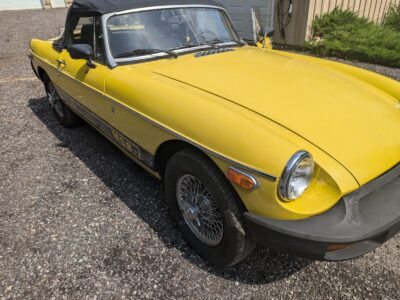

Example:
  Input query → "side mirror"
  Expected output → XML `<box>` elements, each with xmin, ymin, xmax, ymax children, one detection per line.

<box><xmin>69</xmin><ymin>44</ymin><xmax>93</xmax><ymax>60</ymax></box>
<box><xmin>69</xmin><ymin>44</ymin><xmax>96</xmax><ymax>68</ymax></box>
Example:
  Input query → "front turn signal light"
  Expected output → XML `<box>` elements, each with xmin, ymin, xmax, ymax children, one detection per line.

<box><xmin>227</xmin><ymin>167</ymin><xmax>259</xmax><ymax>191</ymax></box>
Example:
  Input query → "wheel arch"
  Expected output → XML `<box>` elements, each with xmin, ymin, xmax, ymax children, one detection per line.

<box><xmin>155</xmin><ymin>139</ymin><xmax>202</xmax><ymax>177</ymax></box>
<box><xmin>155</xmin><ymin>139</ymin><xmax>231</xmax><ymax>180</ymax></box>
<box><xmin>37</xmin><ymin>66</ymin><xmax>49</xmax><ymax>85</ymax></box>
<box><xmin>154</xmin><ymin>139</ymin><xmax>249</xmax><ymax>210</ymax></box>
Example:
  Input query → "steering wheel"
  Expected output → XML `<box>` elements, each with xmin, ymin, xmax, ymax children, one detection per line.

<box><xmin>195</xmin><ymin>29</ymin><xmax>217</xmax><ymax>42</ymax></box>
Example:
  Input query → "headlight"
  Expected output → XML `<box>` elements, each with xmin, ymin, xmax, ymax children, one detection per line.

<box><xmin>278</xmin><ymin>151</ymin><xmax>315</xmax><ymax>201</ymax></box>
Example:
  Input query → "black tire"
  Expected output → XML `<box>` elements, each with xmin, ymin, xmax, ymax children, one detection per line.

<box><xmin>164</xmin><ymin>149</ymin><xmax>255</xmax><ymax>266</ymax></box>
<box><xmin>45</xmin><ymin>79</ymin><xmax>82</xmax><ymax>127</ymax></box>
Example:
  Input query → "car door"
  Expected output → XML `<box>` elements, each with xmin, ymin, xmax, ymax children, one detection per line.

<box><xmin>56</xmin><ymin>16</ymin><xmax>110</xmax><ymax>121</ymax></box>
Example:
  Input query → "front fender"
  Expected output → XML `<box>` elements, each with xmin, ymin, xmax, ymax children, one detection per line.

<box><xmin>106</xmin><ymin>65</ymin><xmax>359</xmax><ymax>220</ymax></box>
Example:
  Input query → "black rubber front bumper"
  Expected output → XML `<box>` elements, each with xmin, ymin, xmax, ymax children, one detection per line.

<box><xmin>244</xmin><ymin>163</ymin><xmax>400</xmax><ymax>261</ymax></box>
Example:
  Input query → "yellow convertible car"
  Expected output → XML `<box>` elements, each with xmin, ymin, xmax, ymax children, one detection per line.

<box><xmin>30</xmin><ymin>0</ymin><xmax>400</xmax><ymax>266</ymax></box>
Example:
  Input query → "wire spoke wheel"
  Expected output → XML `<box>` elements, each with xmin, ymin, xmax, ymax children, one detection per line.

<box><xmin>165</xmin><ymin>150</ymin><xmax>255</xmax><ymax>265</ymax></box>
<box><xmin>176</xmin><ymin>174</ymin><xmax>223</xmax><ymax>246</ymax></box>
<box><xmin>47</xmin><ymin>81</ymin><xmax>64</xmax><ymax>118</ymax></box>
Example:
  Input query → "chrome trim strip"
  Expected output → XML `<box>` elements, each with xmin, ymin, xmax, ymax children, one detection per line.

<box><xmin>32</xmin><ymin>53</ymin><xmax>277</xmax><ymax>182</ymax></box>
<box><xmin>101</xmin><ymin>14</ymin><xmax>117</xmax><ymax>68</ymax></box>
<box><xmin>110</xmin><ymin>5</ymin><xmax>226</xmax><ymax>16</ymax></box>
<box><xmin>238</xmin><ymin>166</ymin><xmax>277</xmax><ymax>182</ymax></box>
<box><xmin>228</xmin><ymin>167</ymin><xmax>260</xmax><ymax>190</ymax></box>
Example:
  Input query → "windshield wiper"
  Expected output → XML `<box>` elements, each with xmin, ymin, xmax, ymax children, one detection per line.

<box><xmin>168</xmin><ymin>37</ymin><xmax>247</xmax><ymax>53</ymax></box>
<box><xmin>115</xmin><ymin>49</ymin><xmax>178</xmax><ymax>59</ymax></box>
<box><xmin>169</xmin><ymin>43</ymin><xmax>201</xmax><ymax>51</ymax></box>
<box><xmin>170</xmin><ymin>39</ymin><xmax>243</xmax><ymax>52</ymax></box>
<box><xmin>203</xmin><ymin>38</ymin><xmax>246</xmax><ymax>47</ymax></box>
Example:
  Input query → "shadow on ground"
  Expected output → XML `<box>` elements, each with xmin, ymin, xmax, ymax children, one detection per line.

<box><xmin>28</xmin><ymin>96</ymin><xmax>311</xmax><ymax>285</ymax></box>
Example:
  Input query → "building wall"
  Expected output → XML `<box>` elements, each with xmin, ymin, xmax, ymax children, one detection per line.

<box><xmin>0</xmin><ymin>0</ymin><xmax>71</xmax><ymax>10</ymax></box>
<box><xmin>217</xmin><ymin>0</ymin><xmax>275</xmax><ymax>41</ymax></box>
<box><xmin>274</xmin><ymin>0</ymin><xmax>311</xmax><ymax>45</ymax></box>
<box><xmin>0</xmin><ymin>0</ymin><xmax>43</xmax><ymax>10</ymax></box>
<box><xmin>51</xmin><ymin>0</ymin><xmax>67</xmax><ymax>8</ymax></box>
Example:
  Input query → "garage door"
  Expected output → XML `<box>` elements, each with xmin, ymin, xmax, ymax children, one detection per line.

<box><xmin>0</xmin><ymin>0</ymin><xmax>43</xmax><ymax>10</ymax></box>
<box><xmin>216</xmin><ymin>0</ymin><xmax>275</xmax><ymax>41</ymax></box>
<box><xmin>51</xmin><ymin>0</ymin><xmax>66</xmax><ymax>8</ymax></box>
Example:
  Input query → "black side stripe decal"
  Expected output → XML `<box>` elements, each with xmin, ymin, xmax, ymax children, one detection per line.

<box><xmin>55</xmin><ymin>86</ymin><xmax>156</xmax><ymax>170</ymax></box>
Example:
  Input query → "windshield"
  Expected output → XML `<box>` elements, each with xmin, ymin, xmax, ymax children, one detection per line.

<box><xmin>107</xmin><ymin>7</ymin><xmax>241</xmax><ymax>59</ymax></box>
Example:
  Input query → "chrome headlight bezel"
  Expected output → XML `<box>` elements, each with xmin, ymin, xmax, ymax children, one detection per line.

<box><xmin>278</xmin><ymin>151</ymin><xmax>315</xmax><ymax>202</ymax></box>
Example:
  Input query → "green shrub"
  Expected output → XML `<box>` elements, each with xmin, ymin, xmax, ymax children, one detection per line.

<box><xmin>306</xmin><ymin>7</ymin><xmax>400</xmax><ymax>67</ymax></box>
<box><xmin>383</xmin><ymin>4</ymin><xmax>400</xmax><ymax>32</ymax></box>
<box><xmin>312</xmin><ymin>8</ymin><xmax>369</xmax><ymax>37</ymax></box>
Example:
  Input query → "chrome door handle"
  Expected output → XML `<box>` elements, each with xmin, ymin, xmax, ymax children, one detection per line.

<box><xmin>57</xmin><ymin>59</ymin><xmax>66</xmax><ymax>66</ymax></box>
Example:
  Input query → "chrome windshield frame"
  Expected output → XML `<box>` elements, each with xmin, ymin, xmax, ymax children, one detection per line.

<box><xmin>101</xmin><ymin>5</ymin><xmax>242</xmax><ymax>68</ymax></box>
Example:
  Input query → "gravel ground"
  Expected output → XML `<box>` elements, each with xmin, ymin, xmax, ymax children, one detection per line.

<box><xmin>1</xmin><ymin>8</ymin><xmax>400</xmax><ymax>300</ymax></box>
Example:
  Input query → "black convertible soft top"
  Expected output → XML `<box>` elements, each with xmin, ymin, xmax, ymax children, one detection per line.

<box><xmin>70</xmin><ymin>0</ymin><xmax>224</xmax><ymax>16</ymax></box>
<box><xmin>54</xmin><ymin>0</ymin><xmax>225</xmax><ymax>51</ymax></box>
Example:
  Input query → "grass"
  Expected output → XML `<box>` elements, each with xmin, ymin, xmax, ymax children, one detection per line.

<box><xmin>306</xmin><ymin>8</ymin><xmax>400</xmax><ymax>68</ymax></box>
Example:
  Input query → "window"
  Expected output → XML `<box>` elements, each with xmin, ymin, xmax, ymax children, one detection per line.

<box><xmin>106</xmin><ymin>8</ymin><xmax>240</xmax><ymax>59</ymax></box>
<box><xmin>68</xmin><ymin>16</ymin><xmax>105</xmax><ymax>62</ymax></box>
<box><xmin>70</xmin><ymin>17</ymin><xmax>94</xmax><ymax>45</ymax></box>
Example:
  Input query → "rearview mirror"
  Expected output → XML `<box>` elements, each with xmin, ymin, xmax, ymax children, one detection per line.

<box><xmin>69</xmin><ymin>44</ymin><xmax>93</xmax><ymax>60</ymax></box>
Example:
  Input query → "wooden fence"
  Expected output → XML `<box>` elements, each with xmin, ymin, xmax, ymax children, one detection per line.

<box><xmin>309</xmin><ymin>0</ymin><xmax>400</xmax><ymax>23</ymax></box>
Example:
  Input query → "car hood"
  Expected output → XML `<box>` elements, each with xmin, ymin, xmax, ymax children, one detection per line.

<box><xmin>152</xmin><ymin>48</ymin><xmax>400</xmax><ymax>185</ymax></box>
